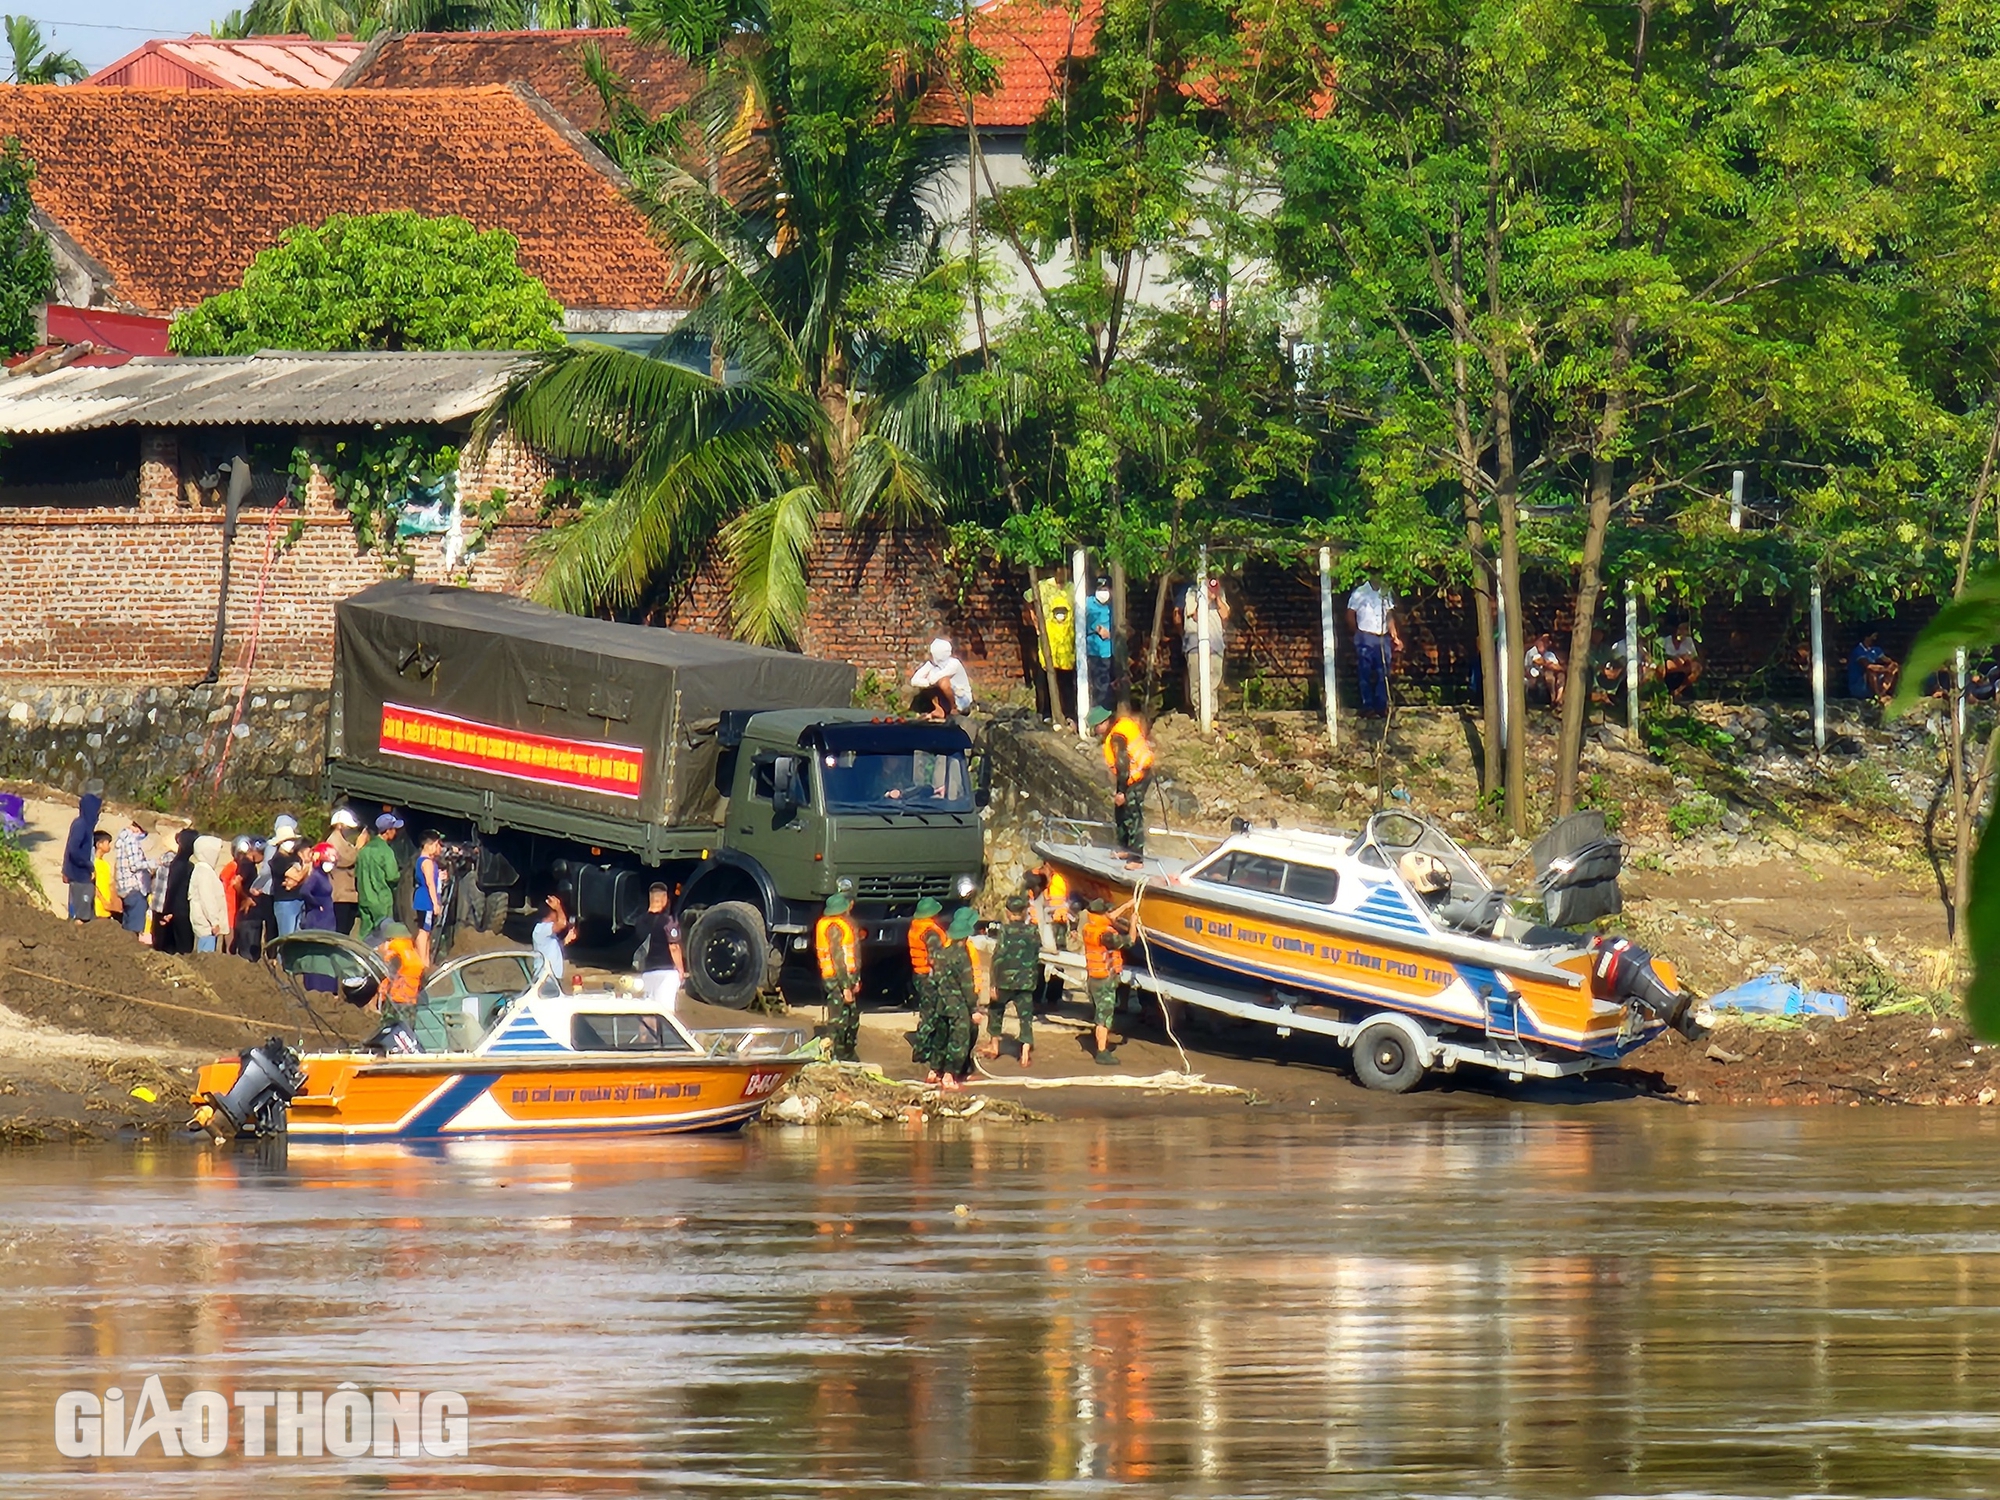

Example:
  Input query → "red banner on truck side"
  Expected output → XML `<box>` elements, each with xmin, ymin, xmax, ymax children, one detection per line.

<box><xmin>379</xmin><ymin>703</ymin><xmax>645</xmax><ymax>799</ymax></box>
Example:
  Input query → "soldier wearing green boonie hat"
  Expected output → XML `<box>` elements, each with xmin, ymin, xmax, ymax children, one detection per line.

<box><xmin>983</xmin><ymin>893</ymin><xmax>1040</xmax><ymax>1068</ymax></box>
<box><xmin>933</xmin><ymin>906</ymin><xmax>979</xmax><ymax>1086</ymax></box>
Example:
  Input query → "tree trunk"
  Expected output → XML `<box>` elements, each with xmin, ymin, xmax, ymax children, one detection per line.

<box><xmin>1485</xmin><ymin>142</ymin><xmax>1530</xmax><ymax>838</ymax></box>
<box><xmin>1556</xmin><ymin>378</ymin><xmax>1628</xmax><ymax>814</ymax></box>
<box><xmin>1143</xmin><ymin>493</ymin><xmax>1186</xmax><ymax>710</ymax></box>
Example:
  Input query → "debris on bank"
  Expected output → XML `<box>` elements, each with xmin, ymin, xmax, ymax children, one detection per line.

<box><xmin>762</xmin><ymin>1062</ymin><xmax>1053</xmax><ymax>1126</ymax></box>
<box><xmin>1638</xmin><ymin>1013</ymin><xmax>1999</xmax><ymax>1106</ymax></box>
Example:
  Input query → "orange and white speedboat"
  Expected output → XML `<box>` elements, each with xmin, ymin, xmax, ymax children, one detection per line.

<box><xmin>191</xmin><ymin>935</ymin><xmax>812</xmax><ymax>1143</ymax></box>
<box><xmin>1039</xmin><ymin>811</ymin><xmax>1703</xmax><ymax>1093</ymax></box>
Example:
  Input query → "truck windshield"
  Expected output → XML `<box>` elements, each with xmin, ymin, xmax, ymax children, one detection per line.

<box><xmin>818</xmin><ymin>750</ymin><xmax>974</xmax><ymax>813</ymax></box>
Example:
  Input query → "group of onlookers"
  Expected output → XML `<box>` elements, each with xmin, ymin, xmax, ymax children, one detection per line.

<box><xmin>61</xmin><ymin>795</ymin><xmax>451</xmax><ymax>968</ymax></box>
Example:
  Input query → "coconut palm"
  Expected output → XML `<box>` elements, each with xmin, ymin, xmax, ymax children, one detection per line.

<box><xmin>483</xmin><ymin>0</ymin><xmax>982</xmax><ymax>644</ymax></box>
<box><xmin>5</xmin><ymin>17</ymin><xmax>84</xmax><ymax>84</ymax></box>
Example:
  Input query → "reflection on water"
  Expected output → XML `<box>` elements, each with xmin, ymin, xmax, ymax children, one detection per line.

<box><xmin>6</xmin><ymin>1110</ymin><xmax>2000</xmax><ymax>1495</ymax></box>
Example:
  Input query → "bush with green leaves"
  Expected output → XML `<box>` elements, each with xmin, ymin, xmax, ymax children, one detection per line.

<box><xmin>169</xmin><ymin>213</ymin><xmax>565</xmax><ymax>356</ymax></box>
<box><xmin>1667</xmin><ymin>791</ymin><xmax>1727</xmax><ymax>841</ymax></box>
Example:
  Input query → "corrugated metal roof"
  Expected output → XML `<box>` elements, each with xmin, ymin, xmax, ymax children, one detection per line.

<box><xmin>84</xmin><ymin>36</ymin><xmax>366</xmax><ymax>91</ymax></box>
<box><xmin>0</xmin><ymin>351</ymin><xmax>525</xmax><ymax>433</ymax></box>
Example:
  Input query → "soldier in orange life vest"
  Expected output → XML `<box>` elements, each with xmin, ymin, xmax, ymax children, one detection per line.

<box><xmin>1080</xmin><ymin>897</ymin><xmax>1132</xmax><ymax>1064</ymax></box>
<box><xmin>907</xmin><ymin>896</ymin><xmax>946</xmax><ymax>1077</ymax></box>
<box><xmin>1090</xmin><ymin>706</ymin><xmax>1154</xmax><ymax>857</ymax></box>
<box><xmin>816</xmin><ymin>892</ymin><xmax>862</xmax><ymax>1062</ymax></box>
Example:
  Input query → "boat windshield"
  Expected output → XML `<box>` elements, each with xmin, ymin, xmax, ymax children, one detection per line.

<box><xmin>1354</xmin><ymin>813</ymin><xmax>1491</xmax><ymax>895</ymax></box>
<box><xmin>818</xmin><ymin>749</ymin><xmax>974</xmax><ymax>813</ymax></box>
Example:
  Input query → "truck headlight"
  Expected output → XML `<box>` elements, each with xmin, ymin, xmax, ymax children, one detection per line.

<box><xmin>955</xmin><ymin>874</ymin><xmax>978</xmax><ymax>899</ymax></box>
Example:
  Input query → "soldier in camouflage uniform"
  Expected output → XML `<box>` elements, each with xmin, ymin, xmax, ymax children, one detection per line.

<box><xmin>981</xmin><ymin>894</ymin><xmax>1041</xmax><ymax>1068</ymax></box>
<box><xmin>908</xmin><ymin>896</ymin><xmax>946</xmax><ymax>1078</ymax></box>
<box><xmin>935</xmin><ymin>905</ymin><xmax>979</xmax><ymax>1088</ymax></box>
<box><xmin>815</xmin><ymin>892</ymin><xmax>862</xmax><ymax>1062</ymax></box>
<box><xmin>1081</xmin><ymin>896</ymin><xmax>1132</xmax><ymax>1065</ymax></box>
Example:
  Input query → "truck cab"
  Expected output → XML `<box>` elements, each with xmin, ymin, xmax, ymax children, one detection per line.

<box><xmin>666</xmin><ymin>710</ymin><xmax>986</xmax><ymax>1006</ymax></box>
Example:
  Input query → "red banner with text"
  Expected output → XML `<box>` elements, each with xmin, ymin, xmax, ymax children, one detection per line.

<box><xmin>379</xmin><ymin>703</ymin><xmax>644</xmax><ymax>800</ymax></box>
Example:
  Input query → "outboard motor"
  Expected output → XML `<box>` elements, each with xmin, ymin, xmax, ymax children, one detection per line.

<box><xmin>192</xmin><ymin>1037</ymin><xmax>306</xmax><ymax>1142</ymax></box>
<box><xmin>1591</xmin><ymin>936</ymin><xmax>1704</xmax><ymax>1039</ymax></box>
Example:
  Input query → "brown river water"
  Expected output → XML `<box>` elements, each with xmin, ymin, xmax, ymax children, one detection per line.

<box><xmin>6</xmin><ymin>1108</ymin><xmax>2000</xmax><ymax>1497</ymax></box>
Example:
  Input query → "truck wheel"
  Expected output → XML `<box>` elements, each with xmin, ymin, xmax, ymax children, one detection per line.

<box><xmin>1351</xmin><ymin>1019</ymin><xmax>1427</xmax><ymax>1093</ymax></box>
<box><xmin>685</xmin><ymin>901</ymin><xmax>769</xmax><ymax>1010</ymax></box>
<box><xmin>477</xmin><ymin>887</ymin><xmax>511</xmax><ymax>935</ymax></box>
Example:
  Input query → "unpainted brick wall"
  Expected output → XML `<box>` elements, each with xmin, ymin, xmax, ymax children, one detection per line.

<box><xmin>0</xmin><ymin>428</ymin><xmax>545</xmax><ymax>685</ymax></box>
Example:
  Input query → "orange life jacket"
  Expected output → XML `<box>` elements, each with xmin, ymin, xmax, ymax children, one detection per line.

<box><xmin>1047</xmin><ymin>869</ymin><xmax>1069</xmax><ymax>909</ymax></box>
<box><xmin>816</xmin><ymin>913</ymin><xmax>860</xmax><ymax>981</ymax></box>
<box><xmin>908</xmin><ymin>916</ymin><xmax>944</xmax><ymax>975</ymax></box>
<box><xmin>1081</xmin><ymin>911</ymin><xmax>1125</xmax><ymax>979</ymax></box>
<box><xmin>381</xmin><ymin>936</ymin><xmax>424</xmax><ymax>1007</ymax></box>
<box><xmin>1102</xmin><ymin>716</ymin><xmax>1154</xmax><ymax>782</ymax></box>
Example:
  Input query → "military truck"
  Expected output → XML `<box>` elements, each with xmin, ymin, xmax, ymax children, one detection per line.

<box><xmin>323</xmin><ymin>581</ymin><xmax>985</xmax><ymax>1007</ymax></box>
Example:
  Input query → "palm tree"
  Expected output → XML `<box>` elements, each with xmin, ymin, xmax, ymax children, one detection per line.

<box><xmin>484</xmin><ymin>0</ymin><xmax>982</xmax><ymax>644</ymax></box>
<box><xmin>5</xmin><ymin>17</ymin><xmax>84</xmax><ymax>84</ymax></box>
<box><xmin>221</xmin><ymin>0</ymin><xmax>628</xmax><ymax>40</ymax></box>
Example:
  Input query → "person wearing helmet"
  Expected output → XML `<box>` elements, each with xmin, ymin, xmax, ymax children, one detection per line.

<box><xmin>229</xmin><ymin>835</ymin><xmax>263</xmax><ymax>958</ymax></box>
<box><xmin>908</xmin><ymin>896</ymin><xmax>946</xmax><ymax>1076</ymax></box>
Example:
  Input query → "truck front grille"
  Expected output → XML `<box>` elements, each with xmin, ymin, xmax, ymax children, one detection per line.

<box><xmin>853</xmin><ymin>874</ymin><xmax>957</xmax><ymax>906</ymax></box>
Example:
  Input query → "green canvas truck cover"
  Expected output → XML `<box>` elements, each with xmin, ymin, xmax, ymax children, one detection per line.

<box><xmin>330</xmin><ymin>581</ymin><xmax>856</xmax><ymax>825</ymax></box>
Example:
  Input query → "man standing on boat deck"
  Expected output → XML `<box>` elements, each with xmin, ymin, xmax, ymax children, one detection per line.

<box><xmin>1081</xmin><ymin>898</ymin><xmax>1131</xmax><ymax>1064</ymax></box>
<box><xmin>1346</xmin><ymin>570</ymin><xmax>1403</xmax><ymax>719</ymax></box>
<box><xmin>816</xmin><ymin>892</ymin><xmax>862</xmax><ymax>1063</ymax></box>
<box><xmin>983</xmin><ymin>894</ymin><xmax>1039</xmax><ymax>1069</ymax></box>
<box><xmin>908</xmin><ymin>896</ymin><xmax>946</xmax><ymax>1075</ymax></box>
<box><xmin>1092</xmin><ymin>706</ymin><xmax>1154</xmax><ymax>857</ymax></box>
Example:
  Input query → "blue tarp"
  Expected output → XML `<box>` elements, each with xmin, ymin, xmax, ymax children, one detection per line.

<box><xmin>1712</xmin><ymin>970</ymin><xmax>1849</xmax><ymax>1018</ymax></box>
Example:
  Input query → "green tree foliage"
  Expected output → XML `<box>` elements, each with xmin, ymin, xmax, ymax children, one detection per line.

<box><xmin>0</xmin><ymin>138</ymin><xmax>52</xmax><ymax>357</ymax></box>
<box><xmin>168</xmin><ymin>213</ymin><xmax>565</xmax><ymax>356</ymax></box>
<box><xmin>4</xmin><ymin>16</ymin><xmax>83</xmax><ymax>84</ymax></box>
<box><xmin>1275</xmin><ymin>0</ymin><xmax>2000</xmax><ymax>829</ymax></box>
<box><xmin>491</xmin><ymin>0</ymin><xmax>976</xmax><ymax>644</ymax></box>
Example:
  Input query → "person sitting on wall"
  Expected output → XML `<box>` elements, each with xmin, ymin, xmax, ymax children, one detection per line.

<box><xmin>909</xmin><ymin>637</ymin><xmax>973</xmax><ymax>715</ymax></box>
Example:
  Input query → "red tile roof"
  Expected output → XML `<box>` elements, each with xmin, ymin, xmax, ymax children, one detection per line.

<box><xmin>0</xmin><ymin>84</ymin><xmax>684</xmax><ymax>315</ymax></box>
<box><xmin>83</xmin><ymin>36</ymin><xmax>365</xmax><ymax>91</ymax></box>
<box><xmin>925</xmin><ymin>0</ymin><xmax>1098</xmax><ymax>129</ymax></box>
<box><xmin>339</xmin><ymin>28</ymin><xmax>702</xmax><ymax>136</ymax></box>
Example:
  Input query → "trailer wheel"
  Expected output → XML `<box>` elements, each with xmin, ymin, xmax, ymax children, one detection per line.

<box><xmin>1351</xmin><ymin>1019</ymin><xmax>1427</xmax><ymax>1093</ymax></box>
<box><xmin>685</xmin><ymin>901</ymin><xmax>768</xmax><ymax>1010</ymax></box>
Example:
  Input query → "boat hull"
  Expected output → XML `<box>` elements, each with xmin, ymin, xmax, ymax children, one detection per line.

<box><xmin>1044</xmin><ymin>850</ymin><xmax>1656</xmax><ymax>1060</ymax></box>
<box><xmin>194</xmin><ymin>1052</ymin><xmax>805</xmax><ymax>1142</ymax></box>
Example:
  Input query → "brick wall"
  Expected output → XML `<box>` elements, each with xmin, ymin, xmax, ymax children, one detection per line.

<box><xmin>659</xmin><ymin>519</ymin><xmax>1034</xmax><ymax>685</ymax></box>
<box><xmin>0</xmin><ymin>428</ymin><xmax>545</xmax><ymax>686</ymax></box>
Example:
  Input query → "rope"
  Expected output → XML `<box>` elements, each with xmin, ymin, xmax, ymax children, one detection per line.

<box><xmin>4</xmin><ymin>963</ymin><xmax>275</xmax><ymax>1029</ymax></box>
<box><xmin>1129</xmin><ymin>873</ymin><xmax>1193</xmax><ymax>1073</ymax></box>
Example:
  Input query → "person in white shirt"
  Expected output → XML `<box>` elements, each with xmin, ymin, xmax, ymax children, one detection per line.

<box><xmin>910</xmin><ymin>637</ymin><xmax>973</xmax><ymax>714</ymax></box>
<box><xmin>1345</xmin><ymin>572</ymin><xmax>1403</xmax><ymax>717</ymax></box>
<box><xmin>1525</xmin><ymin>631</ymin><xmax>1566</xmax><ymax>709</ymax></box>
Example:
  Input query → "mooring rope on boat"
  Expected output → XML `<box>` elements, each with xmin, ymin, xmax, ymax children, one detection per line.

<box><xmin>1129</xmin><ymin>875</ymin><xmax>1195</xmax><ymax>1075</ymax></box>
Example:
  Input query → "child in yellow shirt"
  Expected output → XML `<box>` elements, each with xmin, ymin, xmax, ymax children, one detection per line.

<box><xmin>91</xmin><ymin>831</ymin><xmax>116</xmax><ymax>921</ymax></box>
